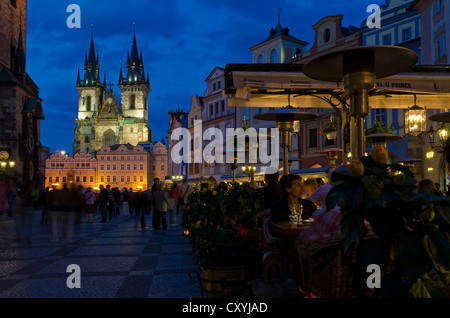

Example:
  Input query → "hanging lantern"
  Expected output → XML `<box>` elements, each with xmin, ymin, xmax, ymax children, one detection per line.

<box><xmin>405</xmin><ymin>95</ymin><xmax>426</xmax><ymax>136</ymax></box>
<box><xmin>428</xmin><ymin>122</ymin><xmax>449</xmax><ymax>153</ymax></box>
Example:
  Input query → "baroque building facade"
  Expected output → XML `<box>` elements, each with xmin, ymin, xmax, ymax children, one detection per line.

<box><xmin>73</xmin><ymin>32</ymin><xmax>151</xmax><ymax>157</ymax></box>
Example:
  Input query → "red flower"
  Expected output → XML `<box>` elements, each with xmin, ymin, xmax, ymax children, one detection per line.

<box><xmin>235</xmin><ymin>225</ymin><xmax>248</xmax><ymax>237</ymax></box>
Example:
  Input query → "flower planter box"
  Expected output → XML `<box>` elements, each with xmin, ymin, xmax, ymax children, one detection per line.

<box><xmin>325</xmin><ymin>131</ymin><xmax>337</xmax><ymax>140</ymax></box>
<box><xmin>201</xmin><ymin>266</ymin><xmax>253</xmax><ymax>298</ymax></box>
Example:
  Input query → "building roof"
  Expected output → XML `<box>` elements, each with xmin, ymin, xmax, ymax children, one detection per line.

<box><xmin>250</xmin><ymin>21</ymin><xmax>309</xmax><ymax>49</ymax></box>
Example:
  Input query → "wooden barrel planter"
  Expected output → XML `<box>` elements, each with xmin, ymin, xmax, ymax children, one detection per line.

<box><xmin>201</xmin><ymin>266</ymin><xmax>253</xmax><ymax>298</ymax></box>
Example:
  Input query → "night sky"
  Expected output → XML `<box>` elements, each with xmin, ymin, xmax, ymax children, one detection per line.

<box><xmin>26</xmin><ymin>0</ymin><xmax>379</xmax><ymax>154</ymax></box>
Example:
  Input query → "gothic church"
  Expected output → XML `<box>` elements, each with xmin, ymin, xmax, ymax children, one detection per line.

<box><xmin>73</xmin><ymin>31</ymin><xmax>152</xmax><ymax>156</ymax></box>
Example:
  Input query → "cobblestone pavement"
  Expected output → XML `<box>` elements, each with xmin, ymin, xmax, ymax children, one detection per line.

<box><xmin>0</xmin><ymin>208</ymin><xmax>202</xmax><ymax>298</ymax></box>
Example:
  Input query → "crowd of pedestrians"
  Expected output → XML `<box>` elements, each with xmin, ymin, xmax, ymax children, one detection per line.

<box><xmin>0</xmin><ymin>179</ymin><xmax>194</xmax><ymax>245</ymax></box>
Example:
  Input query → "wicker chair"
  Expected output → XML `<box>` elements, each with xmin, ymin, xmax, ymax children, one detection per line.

<box><xmin>298</xmin><ymin>236</ymin><xmax>355</xmax><ymax>298</ymax></box>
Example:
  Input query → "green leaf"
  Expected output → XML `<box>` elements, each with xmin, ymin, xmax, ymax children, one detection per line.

<box><xmin>423</xmin><ymin>233</ymin><xmax>450</xmax><ymax>271</ymax></box>
<box><xmin>435</xmin><ymin>204</ymin><xmax>450</xmax><ymax>226</ymax></box>
<box><xmin>410</xmin><ymin>276</ymin><xmax>448</xmax><ymax>298</ymax></box>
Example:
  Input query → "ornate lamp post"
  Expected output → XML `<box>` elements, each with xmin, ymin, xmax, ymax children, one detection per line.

<box><xmin>303</xmin><ymin>46</ymin><xmax>418</xmax><ymax>161</ymax></box>
<box><xmin>0</xmin><ymin>150</ymin><xmax>16</xmax><ymax>183</ymax></box>
<box><xmin>241</xmin><ymin>164</ymin><xmax>256</xmax><ymax>187</ymax></box>
<box><xmin>254</xmin><ymin>105</ymin><xmax>317</xmax><ymax>175</ymax></box>
<box><xmin>317</xmin><ymin>148</ymin><xmax>343</xmax><ymax>169</ymax></box>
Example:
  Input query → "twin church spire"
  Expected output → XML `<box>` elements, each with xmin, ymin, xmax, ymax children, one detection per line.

<box><xmin>77</xmin><ymin>26</ymin><xmax>150</xmax><ymax>88</ymax></box>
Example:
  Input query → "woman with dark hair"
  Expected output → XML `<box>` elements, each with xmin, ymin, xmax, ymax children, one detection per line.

<box><xmin>256</xmin><ymin>171</ymin><xmax>282</xmax><ymax>210</ymax></box>
<box><xmin>270</xmin><ymin>174</ymin><xmax>317</xmax><ymax>223</ymax></box>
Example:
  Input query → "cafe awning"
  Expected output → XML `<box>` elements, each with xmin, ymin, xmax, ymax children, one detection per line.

<box><xmin>223</xmin><ymin>64</ymin><xmax>450</xmax><ymax>110</ymax></box>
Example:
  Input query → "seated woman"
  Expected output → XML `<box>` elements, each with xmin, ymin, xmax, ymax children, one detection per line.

<box><xmin>270</xmin><ymin>174</ymin><xmax>317</xmax><ymax>223</ymax></box>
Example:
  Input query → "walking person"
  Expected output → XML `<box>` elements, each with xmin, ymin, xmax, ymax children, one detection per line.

<box><xmin>153</xmin><ymin>183</ymin><xmax>169</xmax><ymax>230</ymax></box>
<box><xmin>151</xmin><ymin>178</ymin><xmax>160</xmax><ymax>228</ymax></box>
<box><xmin>178</xmin><ymin>179</ymin><xmax>193</xmax><ymax>228</ymax></box>
<box><xmin>106</xmin><ymin>185</ymin><xmax>114</xmax><ymax>221</ymax></box>
<box><xmin>134</xmin><ymin>190</ymin><xmax>147</xmax><ymax>229</ymax></box>
<box><xmin>83</xmin><ymin>187</ymin><xmax>96</xmax><ymax>224</ymax></box>
<box><xmin>6</xmin><ymin>186</ymin><xmax>15</xmax><ymax>217</ymax></box>
<box><xmin>168</xmin><ymin>183</ymin><xmax>179</xmax><ymax>226</ymax></box>
<box><xmin>113</xmin><ymin>187</ymin><xmax>121</xmax><ymax>217</ymax></box>
<box><xmin>40</xmin><ymin>187</ymin><xmax>50</xmax><ymax>224</ymax></box>
<box><xmin>98</xmin><ymin>184</ymin><xmax>108</xmax><ymax>223</ymax></box>
<box><xmin>128</xmin><ymin>188</ymin><xmax>136</xmax><ymax>217</ymax></box>
<box><xmin>122</xmin><ymin>188</ymin><xmax>129</xmax><ymax>217</ymax></box>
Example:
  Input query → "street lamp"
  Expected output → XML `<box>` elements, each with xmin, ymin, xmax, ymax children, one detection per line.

<box><xmin>317</xmin><ymin>148</ymin><xmax>343</xmax><ymax>169</ymax></box>
<box><xmin>254</xmin><ymin>103</ymin><xmax>317</xmax><ymax>175</ymax></box>
<box><xmin>427</xmin><ymin>111</ymin><xmax>450</xmax><ymax>153</ymax></box>
<box><xmin>241</xmin><ymin>164</ymin><xmax>256</xmax><ymax>187</ymax></box>
<box><xmin>427</xmin><ymin>123</ymin><xmax>449</xmax><ymax>153</ymax></box>
<box><xmin>172</xmin><ymin>175</ymin><xmax>183</xmax><ymax>182</ymax></box>
<box><xmin>0</xmin><ymin>150</ymin><xmax>16</xmax><ymax>182</ymax></box>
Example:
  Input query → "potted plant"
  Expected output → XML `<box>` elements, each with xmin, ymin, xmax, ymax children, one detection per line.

<box><xmin>365</xmin><ymin>119</ymin><xmax>393</xmax><ymax>135</ymax></box>
<box><xmin>320</xmin><ymin>115</ymin><xmax>339</xmax><ymax>140</ymax></box>
<box><xmin>325</xmin><ymin>151</ymin><xmax>450</xmax><ymax>298</ymax></box>
<box><xmin>186</xmin><ymin>182</ymin><xmax>265</xmax><ymax>298</ymax></box>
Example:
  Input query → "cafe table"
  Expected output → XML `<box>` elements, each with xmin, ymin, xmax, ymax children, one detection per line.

<box><xmin>269</xmin><ymin>220</ymin><xmax>312</xmax><ymax>258</ymax></box>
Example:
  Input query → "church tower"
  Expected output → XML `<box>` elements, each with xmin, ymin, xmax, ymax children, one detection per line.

<box><xmin>74</xmin><ymin>30</ymin><xmax>106</xmax><ymax>155</ymax></box>
<box><xmin>76</xmin><ymin>30</ymin><xmax>105</xmax><ymax>120</ymax></box>
<box><xmin>119</xmin><ymin>31</ymin><xmax>150</xmax><ymax>121</ymax></box>
<box><xmin>74</xmin><ymin>28</ymin><xmax>151</xmax><ymax>156</ymax></box>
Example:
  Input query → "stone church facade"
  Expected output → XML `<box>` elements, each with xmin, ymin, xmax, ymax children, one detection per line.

<box><xmin>73</xmin><ymin>32</ymin><xmax>152</xmax><ymax>156</ymax></box>
<box><xmin>0</xmin><ymin>0</ymin><xmax>46</xmax><ymax>188</ymax></box>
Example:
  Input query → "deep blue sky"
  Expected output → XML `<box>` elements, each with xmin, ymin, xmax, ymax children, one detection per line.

<box><xmin>26</xmin><ymin>0</ymin><xmax>380</xmax><ymax>154</ymax></box>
